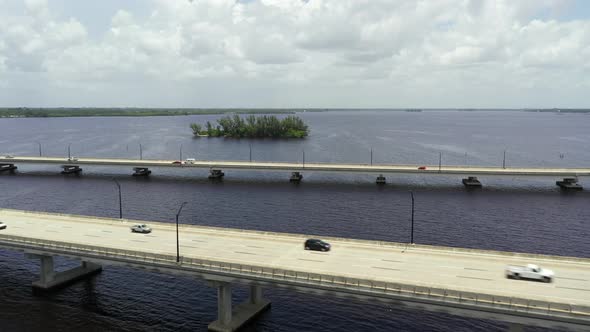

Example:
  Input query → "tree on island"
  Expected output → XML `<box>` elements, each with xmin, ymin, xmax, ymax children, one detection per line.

<box><xmin>190</xmin><ymin>114</ymin><xmax>308</xmax><ymax>138</ymax></box>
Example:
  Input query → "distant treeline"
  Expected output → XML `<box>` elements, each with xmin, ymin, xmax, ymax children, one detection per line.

<box><xmin>0</xmin><ymin>108</ymin><xmax>297</xmax><ymax>118</ymax></box>
<box><xmin>191</xmin><ymin>114</ymin><xmax>309</xmax><ymax>138</ymax></box>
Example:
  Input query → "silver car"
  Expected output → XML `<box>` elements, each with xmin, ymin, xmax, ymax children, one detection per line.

<box><xmin>130</xmin><ymin>224</ymin><xmax>151</xmax><ymax>234</ymax></box>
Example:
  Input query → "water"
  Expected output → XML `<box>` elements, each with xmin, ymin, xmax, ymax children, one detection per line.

<box><xmin>0</xmin><ymin>110</ymin><xmax>588</xmax><ymax>331</ymax></box>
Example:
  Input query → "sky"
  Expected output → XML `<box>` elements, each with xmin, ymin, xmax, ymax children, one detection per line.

<box><xmin>0</xmin><ymin>0</ymin><xmax>589</xmax><ymax>108</ymax></box>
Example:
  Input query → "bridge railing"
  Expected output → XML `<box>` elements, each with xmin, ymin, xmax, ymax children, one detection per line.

<box><xmin>1</xmin><ymin>234</ymin><xmax>589</xmax><ymax>320</ymax></box>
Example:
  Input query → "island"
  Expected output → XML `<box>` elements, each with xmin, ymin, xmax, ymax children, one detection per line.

<box><xmin>190</xmin><ymin>115</ymin><xmax>309</xmax><ymax>138</ymax></box>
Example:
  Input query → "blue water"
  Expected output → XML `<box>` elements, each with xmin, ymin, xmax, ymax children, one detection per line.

<box><xmin>0</xmin><ymin>110</ymin><xmax>588</xmax><ymax>331</ymax></box>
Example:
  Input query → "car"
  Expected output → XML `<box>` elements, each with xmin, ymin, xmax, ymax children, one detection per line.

<box><xmin>68</xmin><ymin>157</ymin><xmax>78</xmax><ymax>162</ymax></box>
<box><xmin>4</xmin><ymin>155</ymin><xmax>14</xmax><ymax>159</ymax></box>
<box><xmin>185</xmin><ymin>158</ymin><xmax>196</xmax><ymax>164</ymax></box>
<box><xmin>506</xmin><ymin>264</ymin><xmax>554</xmax><ymax>283</ymax></box>
<box><xmin>304</xmin><ymin>239</ymin><xmax>331</xmax><ymax>252</ymax></box>
<box><xmin>172</xmin><ymin>160</ymin><xmax>182</xmax><ymax>165</ymax></box>
<box><xmin>130</xmin><ymin>224</ymin><xmax>152</xmax><ymax>234</ymax></box>
<box><xmin>418</xmin><ymin>166</ymin><xmax>427</xmax><ymax>170</ymax></box>
<box><xmin>0</xmin><ymin>222</ymin><xmax>6</xmax><ymax>230</ymax></box>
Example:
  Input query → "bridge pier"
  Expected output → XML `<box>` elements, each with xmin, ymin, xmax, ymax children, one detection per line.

<box><xmin>26</xmin><ymin>254</ymin><xmax>102</xmax><ymax>290</ymax></box>
<box><xmin>376</xmin><ymin>174</ymin><xmax>386</xmax><ymax>185</ymax></box>
<box><xmin>556</xmin><ymin>178</ymin><xmax>583</xmax><ymax>190</ymax></box>
<box><xmin>132</xmin><ymin>167</ymin><xmax>151</xmax><ymax>177</ymax></box>
<box><xmin>462</xmin><ymin>176</ymin><xmax>482</xmax><ymax>188</ymax></box>
<box><xmin>61</xmin><ymin>165</ymin><xmax>82</xmax><ymax>174</ymax></box>
<box><xmin>507</xmin><ymin>323</ymin><xmax>524</xmax><ymax>332</ymax></box>
<box><xmin>290</xmin><ymin>172</ymin><xmax>303</xmax><ymax>182</ymax></box>
<box><xmin>0</xmin><ymin>163</ymin><xmax>17</xmax><ymax>173</ymax></box>
<box><xmin>209</xmin><ymin>169</ymin><xmax>225</xmax><ymax>180</ymax></box>
<box><xmin>208</xmin><ymin>282</ymin><xmax>270</xmax><ymax>332</ymax></box>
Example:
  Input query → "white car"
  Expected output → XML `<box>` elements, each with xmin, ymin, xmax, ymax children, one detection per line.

<box><xmin>0</xmin><ymin>222</ymin><xmax>6</xmax><ymax>230</ymax></box>
<box><xmin>506</xmin><ymin>264</ymin><xmax>554</xmax><ymax>283</ymax></box>
<box><xmin>130</xmin><ymin>224</ymin><xmax>151</xmax><ymax>234</ymax></box>
<box><xmin>3</xmin><ymin>155</ymin><xmax>14</xmax><ymax>159</ymax></box>
<box><xmin>185</xmin><ymin>158</ymin><xmax>196</xmax><ymax>164</ymax></box>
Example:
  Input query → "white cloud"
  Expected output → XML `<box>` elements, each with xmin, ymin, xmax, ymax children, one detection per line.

<box><xmin>0</xmin><ymin>0</ymin><xmax>589</xmax><ymax>107</ymax></box>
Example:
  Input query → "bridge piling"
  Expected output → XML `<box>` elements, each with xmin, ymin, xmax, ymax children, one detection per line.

<box><xmin>556</xmin><ymin>178</ymin><xmax>583</xmax><ymax>190</ymax></box>
<box><xmin>208</xmin><ymin>282</ymin><xmax>270</xmax><ymax>332</ymax></box>
<box><xmin>61</xmin><ymin>165</ymin><xmax>82</xmax><ymax>175</ymax></box>
<box><xmin>290</xmin><ymin>172</ymin><xmax>303</xmax><ymax>182</ymax></box>
<box><xmin>209</xmin><ymin>169</ymin><xmax>225</xmax><ymax>180</ymax></box>
<box><xmin>462</xmin><ymin>176</ymin><xmax>482</xmax><ymax>188</ymax></box>
<box><xmin>132</xmin><ymin>167</ymin><xmax>151</xmax><ymax>177</ymax></box>
<box><xmin>25</xmin><ymin>254</ymin><xmax>102</xmax><ymax>290</ymax></box>
<box><xmin>376</xmin><ymin>174</ymin><xmax>386</xmax><ymax>185</ymax></box>
<box><xmin>0</xmin><ymin>163</ymin><xmax>17</xmax><ymax>173</ymax></box>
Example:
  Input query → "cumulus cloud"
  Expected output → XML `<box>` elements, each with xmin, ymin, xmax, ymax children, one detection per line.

<box><xmin>0</xmin><ymin>0</ymin><xmax>589</xmax><ymax>107</ymax></box>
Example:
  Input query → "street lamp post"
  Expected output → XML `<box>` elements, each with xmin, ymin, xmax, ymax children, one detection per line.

<box><xmin>502</xmin><ymin>149</ymin><xmax>507</xmax><ymax>169</ymax></box>
<box><xmin>180</xmin><ymin>144</ymin><xmax>183</xmax><ymax>161</ymax></box>
<box><xmin>139</xmin><ymin>144</ymin><xmax>143</xmax><ymax>160</ymax></box>
<box><xmin>370</xmin><ymin>147</ymin><xmax>373</xmax><ymax>166</ymax></box>
<box><xmin>410</xmin><ymin>191</ymin><xmax>415</xmax><ymax>244</ymax></box>
<box><xmin>68</xmin><ymin>143</ymin><xmax>71</xmax><ymax>159</ymax></box>
<box><xmin>37</xmin><ymin>142</ymin><xmax>42</xmax><ymax>157</ymax></box>
<box><xmin>302</xmin><ymin>149</ymin><xmax>305</xmax><ymax>168</ymax></box>
<box><xmin>438</xmin><ymin>152</ymin><xmax>442</xmax><ymax>173</ymax></box>
<box><xmin>249</xmin><ymin>144</ymin><xmax>252</xmax><ymax>162</ymax></box>
<box><xmin>113</xmin><ymin>178</ymin><xmax>122</xmax><ymax>219</ymax></box>
<box><xmin>176</xmin><ymin>201</ymin><xmax>188</xmax><ymax>263</ymax></box>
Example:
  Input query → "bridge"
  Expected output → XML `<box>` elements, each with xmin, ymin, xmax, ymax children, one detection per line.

<box><xmin>0</xmin><ymin>209</ymin><xmax>589</xmax><ymax>331</ymax></box>
<box><xmin>1</xmin><ymin>156</ymin><xmax>588</xmax><ymax>189</ymax></box>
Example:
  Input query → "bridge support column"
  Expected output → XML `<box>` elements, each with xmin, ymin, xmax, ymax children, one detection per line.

<box><xmin>507</xmin><ymin>323</ymin><xmax>524</xmax><ymax>332</ymax></box>
<box><xmin>376</xmin><ymin>174</ymin><xmax>386</xmax><ymax>185</ymax></box>
<box><xmin>61</xmin><ymin>165</ymin><xmax>82</xmax><ymax>174</ymax></box>
<box><xmin>132</xmin><ymin>167</ymin><xmax>151</xmax><ymax>176</ymax></box>
<box><xmin>0</xmin><ymin>163</ymin><xmax>17</xmax><ymax>173</ymax></box>
<box><xmin>556</xmin><ymin>178</ymin><xmax>583</xmax><ymax>190</ymax></box>
<box><xmin>462</xmin><ymin>176</ymin><xmax>482</xmax><ymax>188</ymax></box>
<box><xmin>208</xmin><ymin>282</ymin><xmax>270</xmax><ymax>332</ymax></box>
<box><xmin>209</xmin><ymin>169</ymin><xmax>225</xmax><ymax>180</ymax></box>
<box><xmin>290</xmin><ymin>172</ymin><xmax>303</xmax><ymax>182</ymax></box>
<box><xmin>26</xmin><ymin>254</ymin><xmax>102</xmax><ymax>290</ymax></box>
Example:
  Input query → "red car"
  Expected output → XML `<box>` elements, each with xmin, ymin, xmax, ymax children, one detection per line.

<box><xmin>172</xmin><ymin>161</ymin><xmax>182</xmax><ymax>165</ymax></box>
<box><xmin>418</xmin><ymin>166</ymin><xmax>427</xmax><ymax>170</ymax></box>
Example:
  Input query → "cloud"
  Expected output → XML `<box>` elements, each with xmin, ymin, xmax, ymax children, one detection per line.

<box><xmin>0</xmin><ymin>0</ymin><xmax>589</xmax><ymax>107</ymax></box>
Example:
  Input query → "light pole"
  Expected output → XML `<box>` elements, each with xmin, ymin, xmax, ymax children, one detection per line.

<box><xmin>370</xmin><ymin>147</ymin><xmax>373</xmax><ymax>166</ymax></box>
<box><xmin>249</xmin><ymin>143</ymin><xmax>252</xmax><ymax>162</ymax></box>
<box><xmin>410</xmin><ymin>191</ymin><xmax>415</xmax><ymax>244</ymax></box>
<box><xmin>112</xmin><ymin>178</ymin><xmax>122</xmax><ymax>219</ymax></box>
<box><xmin>180</xmin><ymin>144</ymin><xmax>183</xmax><ymax>161</ymax></box>
<box><xmin>37</xmin><ymin>142</ymin><xmax>42</xmax><ymax>157</ymax></box>
<box><xmin>176</xmin><ymin>201</ymin><xmax>188</xmax><ymax>263</ymax></box>
<box><xmin>139</xmin><ymin>143</ymin><xmax>143</xmax><ymax>160</ymax></box>
<box><xmin>68</xmin><ymin>143</ymin><xmax>71</xmax><ymax>159</ymax></box>
<box><xmin>438</xmin><ymin>152</ymin><xmax>442</xmax><ymax>173</ymax></box>
<box><xmin>502</xmin><ymin>149</ymin><xmax>506</xmax><ymax>169</ymax></box>
<box><xmin>302</xmin><ymin>149</ymin><xmax>305</xmax><ymax>168</ymax></box>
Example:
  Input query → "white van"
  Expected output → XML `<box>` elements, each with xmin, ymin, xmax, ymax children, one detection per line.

<box><xmin>185</xmin><ymin>158</ymin><xmax>196</xmax><ymax>164</ymax></box>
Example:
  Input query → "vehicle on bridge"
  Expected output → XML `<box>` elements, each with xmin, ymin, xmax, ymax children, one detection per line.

<box><xmin>506</xmin><ymin>264</ymin><xmax>554</xmax><ymax>282</ymax></box>
<box><xmin>172</xmin><ymin>160</ymin><xmax>182</xmax><ymax>165</ymax></box>
<box><xmin>185</xmin><ymin>158</ymin><xmax>196</xmax><ymax>164</ymax></box>
<box><xmin>0</xmin><ymin>222</ymin><xmax>6</xmax><ymax>230</ymax></box>
<box><xmin>304</xmin><ymin>239</ymin><xmax>331</xmax><ymax>252</ymax></box>
<box><xmin>130</xmin><ymin>224</ymin><xmax>152</xmax><ymax>234</ymax></box>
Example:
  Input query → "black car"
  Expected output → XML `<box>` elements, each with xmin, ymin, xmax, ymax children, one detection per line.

<box><xmin>304</xmin><ymin>239</ymin><xmax>331</xmax><ymax>252</ymax></box>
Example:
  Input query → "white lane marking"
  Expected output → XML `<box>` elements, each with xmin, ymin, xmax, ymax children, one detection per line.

<box><xmin>457</xmin><ymin>275</ymin><xmax>493</xmax><ymax>281</ymax></box>
<box><xmin>372</xmin><ymin>266</ymin><xmax>400</xmax><ymax>271</ymax></box>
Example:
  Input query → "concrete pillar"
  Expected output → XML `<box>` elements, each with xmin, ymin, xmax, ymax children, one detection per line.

<box><xmin>249</xmin><ymin>285</ymin><xmax>263</xmax><ymax>304</ymax></box>
<box><xmin>39</xmin><ymin>256</ymin><xmax>56</xmax><ymax>284</ymax></box>
<box><xmin>507</xmin><ymin>323</ymin><xmax>524</xmax><ymax>332</ymax></box>
<box><xmin>208</xmin><ymin>282</ymin><xmax>271</xmax><ymax>332</ymax></box>
<box><xmin>26</xmin><ymin>254</ymin><xmax>102</xmax><ymax>291</ymax></box>
<box><xmin>217</xmin><ymin>282</ymin><xmax>233</xmax><ymax>327</ymax></box>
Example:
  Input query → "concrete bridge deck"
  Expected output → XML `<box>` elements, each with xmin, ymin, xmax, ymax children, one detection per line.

<box><xmin>0</xmin><ymin>209</ymin><xmax>589</xmax><ymax>331</ymax></box>
<box><xmin>2</xmin><ymin>155</ymin><xmax>589</xmax><ymax>176</ymax></box>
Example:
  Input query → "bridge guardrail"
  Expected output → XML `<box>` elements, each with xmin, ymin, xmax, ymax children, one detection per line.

<box><xmin>1</xmin><ymin>234</ymin><xmax>589</xmax><ymax>320</ymax></box>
